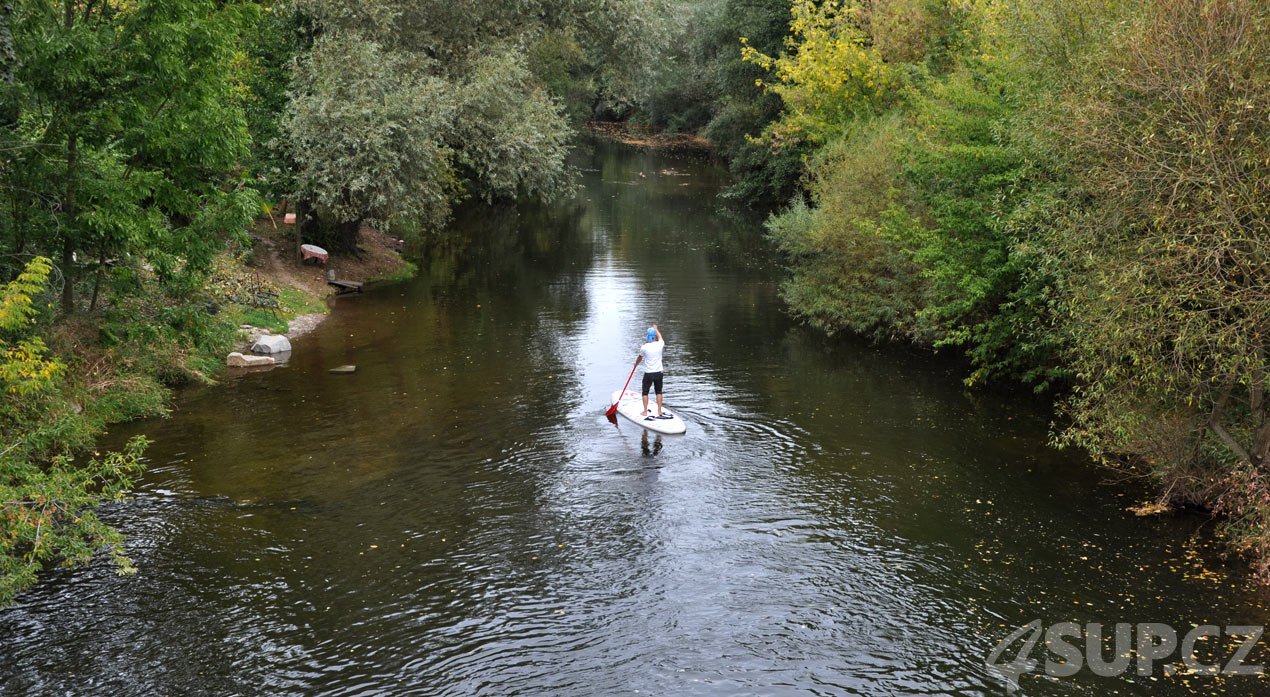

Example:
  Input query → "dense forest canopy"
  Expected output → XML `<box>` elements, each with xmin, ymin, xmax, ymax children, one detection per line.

<box><xmin>6</xmin><ymin>0</ymin><xmax>1270</xmax><ymax>601</ymax></box>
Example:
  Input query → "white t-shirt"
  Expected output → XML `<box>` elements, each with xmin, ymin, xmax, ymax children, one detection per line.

<box><xmin>639</xmin><ymin>340</ymin><xmax>665</xmax><ymax>373</ymax></box>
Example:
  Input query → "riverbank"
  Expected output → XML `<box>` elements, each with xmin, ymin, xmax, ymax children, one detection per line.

<box><xmin>216</xmin><ymin>219</ymin><xmax>416</xmax><ymax>353</ymax></box>
<box><xmin>586</xmin><ymin>121</ymin><xmax>715</xmax><ymax>154</ymax></box>
<box><xmin>0</xmin><ymin>217</ymin><xmax>418</xmax><ymax>605</ymax></box>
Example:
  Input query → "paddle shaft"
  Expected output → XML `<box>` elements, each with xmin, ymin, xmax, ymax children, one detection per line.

<box><xmin>606</xmin><ymin>362</ymin><xmax>638</xmax><ymax>415</ymax></box>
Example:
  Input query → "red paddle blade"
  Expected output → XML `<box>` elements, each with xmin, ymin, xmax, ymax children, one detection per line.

<box><xmin>605</xmin><ymin>402</ymin><xmax>618</xmax><ymax>417</ymax></box>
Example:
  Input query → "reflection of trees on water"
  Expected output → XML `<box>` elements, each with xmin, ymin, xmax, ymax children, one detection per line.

<box><xmin>418</xmin><ymin>198</ymin><xmax>591</xmax><ymax>300</ymax></box>
<box><xmin>116</xmin><ymin>140</ymin><xmax>792</xmax><ymax>518</ymax></box>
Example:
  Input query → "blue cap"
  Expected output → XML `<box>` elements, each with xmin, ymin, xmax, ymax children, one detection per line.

<box><xmin>646</xmin><ymin>327</ymin><xmax>657</xmax><ymax>343</ymax></box>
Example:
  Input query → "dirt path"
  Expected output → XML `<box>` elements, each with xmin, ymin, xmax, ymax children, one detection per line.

<box><xmin>246</xmin><ymin>219</ymin><xmax>411</xmax><ymax>298</ymax></box>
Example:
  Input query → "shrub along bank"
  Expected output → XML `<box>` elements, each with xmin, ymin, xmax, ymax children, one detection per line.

<box><xmin>643</xmin><ymin>0</ymin><xmax>1270</xmax><ymax>578</ymax></box>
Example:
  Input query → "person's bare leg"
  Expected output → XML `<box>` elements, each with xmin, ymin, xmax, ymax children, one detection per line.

<box><xmin>642</xmin><ymin>394</ymin><xmax>648</xmax><ymax>416</ymax></box>
<box><xmin>657</xmin><ymin>393</ymin><xmax>663</xmax><ymax>416</ymax></box>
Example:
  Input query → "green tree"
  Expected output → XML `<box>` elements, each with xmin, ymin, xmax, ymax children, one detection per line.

<box><xmin>760</xmin><ymin>1</ymin><xmax>1069</xmax><ymax>386</ymax></box>
<box><xmin>901</xmin><ymin>64</ymin><xmax>1068</xmax><ymax>388</ymax></box>
<box><xmin>0</xmin><ymin>0</ymin><xmax>265</xmax><ymax>603</ymax></box>
<box><xmin>642</xmin><ymin>0</ymin><xmax>803</xmax><ymax>204</ymax></box>
<box><xmin>285</xmin><ymin>30</ymin><xmax>457</xmax><ymax>252</ymax></box>
<box><xmin>447</xmin><ymin>48</ymin><xmax>573</xmax><ymax>203</ymax></box>
<box><xmin>741</xmin><ymin>0</ymin><xmax>895</xmax><ymax>149</ymax></box>
<box><xmin>766</xmin><ymin>116</ymin><xmax>928</xmax><ymax>340</ymax></box>
<box><xmin>1054</xmin><ymin>0</ymin><xmax>1270</xmax><ymax>499</ymax></box>
<box><xmin>238</xmin><ymin>3</ymin><xmax>310</xmax><ymax>213</ymax></box>
<box><xmin>285</xmin><ymin>0</ymin><xmax>664</xmax><ymax>249</ymax></box>
<box><xmin>0</xmin><ymin>258</ymin><xmax>148</xmax><ymax>607</ymax></box>
<box><xmin>4</xmin><ymin>0</ymin><xmax>261</xmax><ymax>311</ymax></box>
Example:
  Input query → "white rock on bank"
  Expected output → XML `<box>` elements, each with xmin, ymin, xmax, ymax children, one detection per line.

<box><xmin>227</xmin><ymin>352</ymin><xmax>276</xmax><ymax>368</ymax></box>
<box><xmin>250</xmin><ymin>334</ymin><xmax>292</xmax><ymax>354</ymax></box>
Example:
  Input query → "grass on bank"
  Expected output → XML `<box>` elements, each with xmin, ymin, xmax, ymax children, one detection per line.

<box><xmin>219</xmin><ymin>284</ymin><xmax>328</xmax><ymax>334</ymax></box>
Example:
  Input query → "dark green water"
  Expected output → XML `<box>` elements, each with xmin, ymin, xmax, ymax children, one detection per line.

<box><xmin>3</xmin><ymin>141</ymin><xmax>1269</xmax><ymax>696</ymax></box>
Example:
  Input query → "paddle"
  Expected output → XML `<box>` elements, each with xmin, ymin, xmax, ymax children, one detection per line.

<box><xmin>605</xmin><ymin>362</ymin><xmax>638</xmax><ymax>417</ymax></box>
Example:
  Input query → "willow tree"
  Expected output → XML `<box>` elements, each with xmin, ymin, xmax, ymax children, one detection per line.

<box><xmin>1055</xmin><ymin>0</ymin><xmax>1270</xmax><ymax>539</ymax></box>
<box><xmin>283</xmin><ymin>0</ymin><xmax>666</xmax><ymax>251</ymax></box>
<box><xmin>285</xmin><ymin>32</ymin><xmax>457</xmax><ymax>253</ymax></box>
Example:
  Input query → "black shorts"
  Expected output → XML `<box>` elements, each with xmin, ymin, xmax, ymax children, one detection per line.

<box><xmin>641</xmin><ymin>371</ymin><xmax>664</xmax><ymax>395</ymax></box>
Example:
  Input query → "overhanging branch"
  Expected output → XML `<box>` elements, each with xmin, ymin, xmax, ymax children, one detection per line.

<box><xmin>1208</xmin><ymin>378</ymin><xmax>1252</xmax><ymax>464</ymax></box>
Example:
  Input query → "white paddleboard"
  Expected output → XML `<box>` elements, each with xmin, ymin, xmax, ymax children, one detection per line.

<box><xmin>610</xmin><ymin>390</ymin><xmax>687</xmax><ymax>434</ymax></box>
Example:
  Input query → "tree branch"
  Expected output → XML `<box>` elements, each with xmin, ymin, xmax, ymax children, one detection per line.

<box><xmin>1209</xmin><ymin>378</ymin><xmax>1252</xmax><ymax>464</ymax></box>
<box><xmin>1254</xmin><ymin>343</ymin><xmax>1266</xmax><ymax>421</ymax></box>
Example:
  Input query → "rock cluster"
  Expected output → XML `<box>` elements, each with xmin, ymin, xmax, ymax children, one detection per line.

<box><xmin>228</xmin><ymin>316</ymin><xmax>348</xmax><ymax>374</ymax></box>
<box><xmin>228</xmin><ymin>326</ymin><xmax>293</xmax><ymax>369</ymax></box>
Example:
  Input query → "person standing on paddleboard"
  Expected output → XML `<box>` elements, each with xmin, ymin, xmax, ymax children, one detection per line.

<box><xmin>634</xmin><ymin>325</ymin><xmax>666</xmax><ymax>418</ymax></box>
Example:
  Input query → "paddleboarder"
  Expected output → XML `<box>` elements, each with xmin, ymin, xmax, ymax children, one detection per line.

<box><xmin>634</xmin><ymin>324</ymin><xmax>666</xmax><ymax>418</ymax></box>
<box><xmin>603</xmin><ymin>325</ymin><xmax>685</xmax><ymax>433</ymax></box>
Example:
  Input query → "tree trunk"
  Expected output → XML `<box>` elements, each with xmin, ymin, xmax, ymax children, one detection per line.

<box><xmin>1208</xmin><ymin>379</ymin><xmax>1254</xmax><ymax>466</ymax></box>
<box><xmin>60</xmin><ymin>130</ymin><xmax>77</xmax><ymax>315</ymax></box>
<box><xmin>1251</xmin><ymin>421</ymin><xmax>1270</xmax><ymax>472</ymax></box>
<box><xmin>88</xmin><ymin>244</ymin><xmax>106</xmax><ymax>312</ymax></box>
<box><xmin>11</xmin><ymin>189</ymin><xmax>25</xmax><ymax>258</ymax></box>
<box><xmin>59</xmin><ymin>3</ymin><xmax>77</xmax><ymax>313</ymax></box>
<box><xmin>294</xmin><ymin>198</ymin><xmax>309</xmax><ymax>260</ymax></box>
<box><xmin>338</xmin><ymin>218</ymin><xmax>362</xmax><ymax>256</ymax></box>
<box><xmin>1253</xmin><ymin>344</ymin><xmax>1266</xmax><ymax>421</ymax></box>
<box><xmin>0</xmin><ymin>4</ymin><xmax>16</xmax><ymax>126</ymax></box>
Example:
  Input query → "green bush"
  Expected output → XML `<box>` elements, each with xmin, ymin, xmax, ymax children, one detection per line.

<box><xmin>899</xmin><ymin>63</ymin><xmax>1069</xmax><ymax>388</ymax></box>
<box><xmin>768</xmin><ymin>116</ymin><xmax>927</xmax><ymax>340</ymax></box>
<box><xmin>0</xmin><ymin>260</ymin><xmax>154</xmax><ymax>606</ymax></box>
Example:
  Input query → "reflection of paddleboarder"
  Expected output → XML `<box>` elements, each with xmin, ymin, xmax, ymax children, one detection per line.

<box><xmin>634</xmin><ymin>324</ymin><xmax>665</xmax><ymax>418</ymax></box>
<box><xmin>641</xmin><ymin>430</ymin><xmax>663</xmax><ymax>456</ymax></box>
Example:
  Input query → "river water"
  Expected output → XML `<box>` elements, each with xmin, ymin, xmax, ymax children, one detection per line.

<box><xmin>3</xmin><ymin>141</ymin><xmax>1269</xmax><ymax>696</ymax></box>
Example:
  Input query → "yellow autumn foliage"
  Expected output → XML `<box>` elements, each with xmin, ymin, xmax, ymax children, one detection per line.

<box><xmin>741</xmin><ymin>0</ymin><xmax>893</xmax><ymax>148</ymax></box>
<box><xmin>0</xmin><ymin>258</ymin><xmax>62</xmax><ymax>396</ymax></box>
